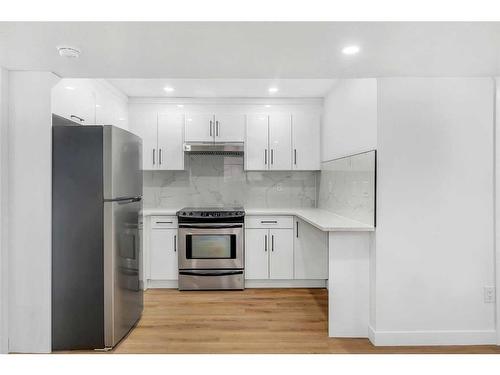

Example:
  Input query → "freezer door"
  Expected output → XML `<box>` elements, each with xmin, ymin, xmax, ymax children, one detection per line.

<box><xmin>104</xmin><ymin>198</ymin><xmax>144</xmax><ymax>348</ymax></box>
<box><xmin>103</xmin><ymin>126</ymin><xmax>143</xmax><ymax>200</ymax></box>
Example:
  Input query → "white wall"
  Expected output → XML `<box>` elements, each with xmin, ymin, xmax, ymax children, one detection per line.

<box><xmin>8</xmin><ymin>71</ymin><xmax>59</xmax><ymax>353</ymax></box>
<box><xmin>496</xmin><ymin>78</ymin><xmax>500</xmax><ymax>345</ymax></box>
<box><xmin>373</xmin><ymin>78</ymin><xmax>496</xmax><ymax>345</ymax></box>
<box><xmin>321</xmin><ymin>79</ymin><xmax>377</xmax><ymax>161</ymax></box>
<box><xmin>0</xmin><ymin>67</ymin><xmax>8</xmax><ymax>354</ymax></box>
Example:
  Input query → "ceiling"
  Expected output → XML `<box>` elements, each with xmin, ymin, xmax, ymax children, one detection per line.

<box><xmin>108</xmin><ymin>79</ymin><xmax>335</xmax><ymax>97</ymax></box>
<box><xmin>1</xmin><ymin>22</ymin><xmax>500</xmax><ymax>78</ymax></box>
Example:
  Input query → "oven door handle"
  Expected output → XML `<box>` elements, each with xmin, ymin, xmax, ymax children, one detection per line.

<box><xmin>179</xmin><ymin>270</ymin><xmax>244</xmax><ymax>277</ymax></box>
<box><xmin>178</xmin><ymin>224</ymin><xmax>243</xmax><ymax>229</ymax></box>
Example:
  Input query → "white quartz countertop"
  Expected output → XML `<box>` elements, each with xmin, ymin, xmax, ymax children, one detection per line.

<box><xmin>245</xmin><ymin>208</ymin><xmax>374</xmax><ymax>232</ymax></box>
<box><xmin>141</xmin><ymin>207</ymin><xmax>374</xmax><ymax>232</ymax></box>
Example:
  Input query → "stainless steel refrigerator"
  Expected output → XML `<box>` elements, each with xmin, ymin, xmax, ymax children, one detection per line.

<box><xmin>52</xmin><ymin>115</ymin><xmax>143</xmax><ymax>350</ymax></box>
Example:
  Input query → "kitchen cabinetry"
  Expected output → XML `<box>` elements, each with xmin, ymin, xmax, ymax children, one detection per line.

<box><xmin>157</xmin><ymin>113</ymin><xmax>185</xmax><ymax>170</ymax></box>
<box><xmin>269</xmin><ymin>113</ymin><xmax>292</xmax><ymax>170</ymax></box>
<box><xmin>149</xmin><ymin>216</ymin><xmax>178</xmax><ymax>281</ymax></box>
<box><xmin>185</xmin><ymin>113</ymin><xmax>245</xmax><ymax>143</ymax></box>
<box><xmin>95</xmin><ymin>89</ymin><xmax>128</xmax><ymax>129</ymax></box>
<box><xmin>129</xmin><ymin>110</ymin><xmax>184</xmax><ymax>171</ymax></box>
<box><xmin>52</xmin><ymin>79</ymin><xmax>129</xmax><ymax>129</ymax></box>
<box><xmin>292</xmin><ymin>112</ymin><xmax>321</xmax><ymax>170</ymax></box>
<box><xmin>245</xmin><ymin>216</ymin><xmax>294</xmax><ymax>279</ymax></box>
<box><xmin>52</xmin><ymin>79</ymin><xmax>96</xmax><ymax>124</ymax></box>
<box><xmin>294</xmin><ymin>218</ymin><xmax>328</xmax><ymax>279</ymax></box>
<box><xmin>245</xmin><ymin>113</ymin><xmax>292</xmax><ymax>171</ymax></box>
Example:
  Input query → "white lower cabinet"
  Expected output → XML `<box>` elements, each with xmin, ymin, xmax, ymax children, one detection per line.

<box><xmin>268</xmin><ymin>229</ymin><xmax>294</xmax><ymax>279</ymax></box>
<box><xmin>245</xmin><ymin>216</ymin><xmax>294</xmax><ymax>280</ymax></box>
<box><xmin>245</xmin><ymin>229</ymin><xmax>269</xmax><ymax>279</ymax></box>
<box><xmin>293</xmin><ymin>218</ymin><xmax>328</xmax><ymax>279</ymax></box>
<box><xmin>245</xmin><ymin>215</ymin><xmax>328</xmax><ymax>283</ymax></box>
<box><xmin>149</xmin><ymin>216</ymin><xmax>178</xmax><ymax>281</ymax></box>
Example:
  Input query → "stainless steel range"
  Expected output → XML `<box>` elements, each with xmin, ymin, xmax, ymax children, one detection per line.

<box><xmin>177</xmin><ymin>207</ymin><xmax>245</xmax><ymax>290</ymax></box>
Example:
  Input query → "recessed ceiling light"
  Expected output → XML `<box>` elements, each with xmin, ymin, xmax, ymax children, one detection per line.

<box><xmin>163</xmin><ymin>86</ymin><xmax>175</xmax><ymax>92</ymax></box>
<box><xmin>268</xmin><ymin>87</ymin><xmax>279</xmax><ymax>94</ymax></box>
<box><xmin>95</xmin><ymin>104</ymin><xmax>101</xmax><ymax>108</ymax></box>
<box><xmin>265</xmin><ymin>105</ymin><xmax>271</xmax><ymax>108</ymax></box>
<box><xmin>57</xmin><ymin>46</ymin><xmax>81</xmax><ymax>58</ymax></box>
<box><xmin>342</xmin><ymin>45</ymin><xmax>360</xmax><ymax>55</ymax></box>
<box><xmin>65</xmin><ymin>86</ymin><xmax>75</xmax><ymax>90</ymax></box>
<box><xmin>177</xmin><ymin>104</ymin><xmax>184</xmax><ymax>108</ymax></box>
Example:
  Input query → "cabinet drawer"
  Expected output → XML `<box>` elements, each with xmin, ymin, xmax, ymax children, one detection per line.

<box><xmin>151</xmin><ymin>216</ymin><xmax>178</xmax><ymax>229</ymax></box>
<box><xmin>245</xmin><ymin>216</ymin><xmax>294</xmax><ymax>229</ymax></box>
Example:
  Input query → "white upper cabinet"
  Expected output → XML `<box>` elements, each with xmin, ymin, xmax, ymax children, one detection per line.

<box><xmin>53</xmin><ymin>79</ymin><xmax>129</xmax><ymax>130</ymax></box>
<box><xmin>185</xmin><ymin>113</ymin><xmax>245</xmax><ymax>143</ymax></box>
<box><xmin>129</xmin><ymin>108</ymin><xmax>158</xmax><ymax>170</ymax></box>
<box><xmin>269</xmin><ymin>113</ymin><xmax>292</xmax><ymax>170</ymax></box>
<box><xmin>214</xmin><ymin>113</ymin><xmax>245</xmax><ymax>142</ymax></box>
<box><xmin>129</xmin><ymin>107</ymin><xmax>185</xmax><ymax>171</ymax></box>
<box><xmin>157</xmin><ymin>113</ymin><xmax>185</xmax><ymax>170</ymax></box>
<box><xmin>185</xmin><ymin>113</ymin><xmax>214</xmax><ymax>142</ymax></box>
<box><xmin>245</xmin><ymin>112</ymin><xmax>292</xmax><ymax>171</ymax></box>
<box><xmin>95</xmin><ymin>89</ymin><xmax>128</xmax><ymax>130</ymax></box>
<box><xmin>245</xmin><ymin>114</ymin><xmax>269</xmax><ymax>170</ymax></box>
<box><xmin>52</xmin><ymin>79</ymin><xmax>96</xmax><ymax>125</ymax></box>
<box><xmin>292</xmin><ymin>112</ymin><xmax>320</xmax><ymax>170</ymax></box>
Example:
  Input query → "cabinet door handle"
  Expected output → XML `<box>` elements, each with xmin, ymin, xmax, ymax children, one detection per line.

<box><xmin>294</xmin><ymin>149</ymin><xmax>297</xmax><ymax>165</ymax></box>
<box><xmin>264</xmin><ymin>149</ymin><xmax>267</xmax><ymax>165</ymax></box>
<box><xmin>271</xmin><ymin>149</ymin><xmax>274</xmax><ymax>165</ymax></box>
<box><xmin>271</xmin><ymin>235</ymin><xmax>274</xmax><ymax>252</ymax></box>
<box><xmin>209</xmin><ymin>120</ymin><xmax>213</xmax><ymax>136</ymax></box>
<box><xmin>216</xmin><ymin>120</ymin><xmax>219</xmax><ymax>136</ymax></box>
<box><xmin>264</xmin><ymin>235</ymin><xmax>268</xmax><ymax>252</ymax></box>
<box><xmin>159</xmin><ymin>149</ymin><xmax>162</xmax><ymax>165</ymax></box>
<box><xmin>174</xmin><ymin>235</ymin><xmax>177</xmax><ymax>252</ymax></box>
<box><xmin>296</xmin><ymin>221</ymin><xmax>299</xmax><ymax>238</ymax></box>
<box><xmin>152</xmin><ymin>149</ymin><xmax>155</xmax><ymax>165</ymax></box>
<box><xmin>70</xmin><ymin>114</ymin><xmax>85</xmax><ymax>123</ymax></box>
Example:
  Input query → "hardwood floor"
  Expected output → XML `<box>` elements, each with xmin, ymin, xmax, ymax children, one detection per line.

<box><xmin>95</xmin><ymin>288</ymin><xmax>500</xmax><ymax>354</ymax></box>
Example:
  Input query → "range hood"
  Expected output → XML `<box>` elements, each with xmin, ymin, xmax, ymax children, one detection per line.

<box><xmin>183</xmin><ymin>142</ymin><xmax>244</xmax><ymax>156</ymax></box>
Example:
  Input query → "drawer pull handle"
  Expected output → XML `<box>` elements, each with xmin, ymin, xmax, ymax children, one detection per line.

<box><xmin>156</xmin><ymin>221</ymin><xmax>173</xmax><ymax>224</ymax></box>
<box><xmin>70</xmin><ymin>114</ymin><xmax>84</xmax><ymax>122</ymax></box>
<box><xmin>261</xmin><ymin>220</ymin><xmax>278</xmax><ymax>224</ymax></box>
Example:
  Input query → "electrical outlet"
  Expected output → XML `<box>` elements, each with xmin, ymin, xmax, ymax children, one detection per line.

<box><xmin>484</xmin><ymin>286</ymin><xmax>495</xmax><ymax>303</ymax></box>
<box><xmin>276</xmin><ymin>183</ymin><xmax>283</xmax><ymax>192</ymax></box>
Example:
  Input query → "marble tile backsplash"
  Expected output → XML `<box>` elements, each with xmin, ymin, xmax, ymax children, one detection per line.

<box><xmin>143</xmin><ymin>154</ymin><xmax>317</xmax><ymax>209</ymax></box>
<box><xmin>318</xmin><ymin>151</ymin><xmax>376</xmax><ymax>226</ymax></box>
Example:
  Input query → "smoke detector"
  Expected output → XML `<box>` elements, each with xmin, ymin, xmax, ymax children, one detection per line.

<box><xmin>57</xmin><ymin>46</ymin><xmax>81</xmax><ymax>58</ymax></box>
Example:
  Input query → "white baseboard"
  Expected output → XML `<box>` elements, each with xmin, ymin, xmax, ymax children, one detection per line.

<box><xmin>368</xmin><ymin>325</ymin><xmax>497</xmax><ymax>346</ymax></box>
<box><xmin>147</xmin><ymin>280</ymin><xmax>178</xmax><ymax>289</ymax></box>
<box><xmin>146</xmin><ymin>279</ymin><xmax>327</xmax><ymax>289</ymax></box>
<box><xmin>245</xmin><ymin>279</ymin><xmax>327</xmax><ymax>288</ymax></box>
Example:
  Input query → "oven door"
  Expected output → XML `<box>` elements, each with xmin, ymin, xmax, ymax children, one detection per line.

<box><xmin>178</xmin><ymin>223</ymin><xmax>243</xmax><ymax>270</ymax></box>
